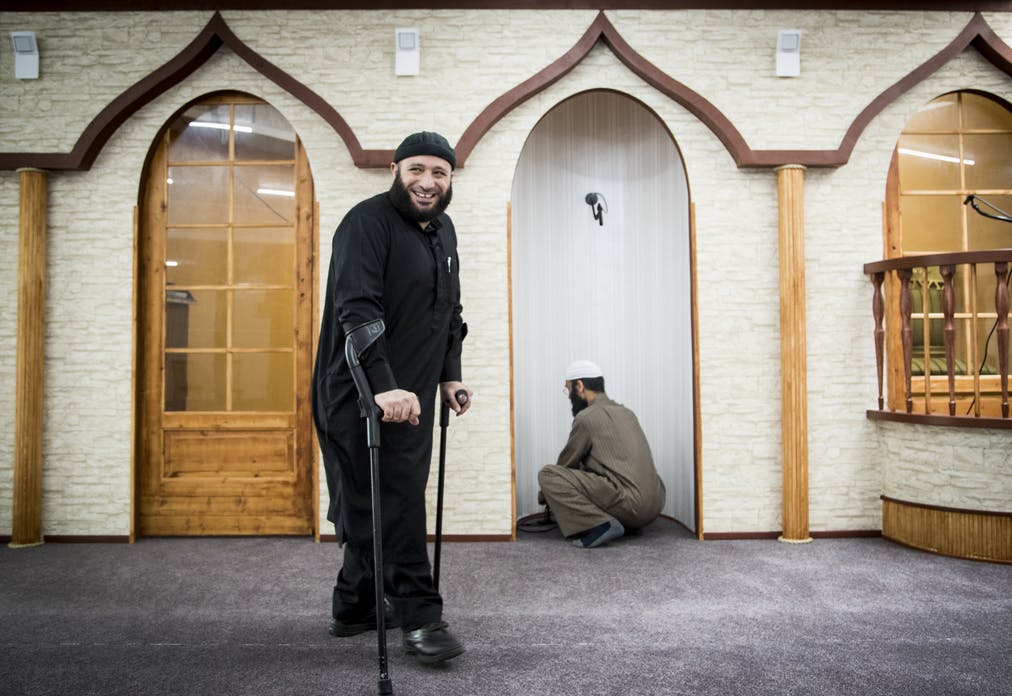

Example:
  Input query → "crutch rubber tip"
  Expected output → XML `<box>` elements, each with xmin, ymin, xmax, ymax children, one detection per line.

<box><xmin>378</xmin><ymin>677</ymin><xmax>393</xmax><ymax>695</ymax></box>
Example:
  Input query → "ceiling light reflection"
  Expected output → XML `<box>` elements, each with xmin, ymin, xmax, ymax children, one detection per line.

<box><xmin>898</xmin><ymin>147</ymin><xmax>975</xmax><ymax>166</ymax></box>
<box><xmin>256</xmin><ymin>188</ymin><xmax>295</xmax><ymax>198</ymax></box>
<box><xmin>189</xmin><ymin>121</ymin><xmax>253</xmax><ymax>134</ymax></box>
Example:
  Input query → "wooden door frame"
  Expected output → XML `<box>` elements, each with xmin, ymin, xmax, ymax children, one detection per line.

<box><xmin>131</xmin><ymin>94</ymin><xmax>319</xmax><ymax>540</ymax></box>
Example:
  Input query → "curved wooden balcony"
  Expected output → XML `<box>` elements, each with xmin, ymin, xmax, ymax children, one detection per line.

<box><xmin>864</xmin><ymin>250</ymin><xmax>1011</xmax><ymax>563</ymax></box>
<box><xmin>864</xmin><ymin>249</ymin><xmax>1011</xmax><ymax>429</ymax></box>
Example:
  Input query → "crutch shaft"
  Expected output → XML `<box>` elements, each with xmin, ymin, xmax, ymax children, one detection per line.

<box><xmin>433</xmin><ymin>389</ymin><xmax>468</xmax><ymax>592</ymax></box>
<box><xmin>369</xmin><ymin>445</ymin><xmax>392</xmax><ymax>693</ymax></box>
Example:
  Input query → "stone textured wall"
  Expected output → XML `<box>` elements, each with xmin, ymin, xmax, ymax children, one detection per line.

<box><xmin>0</xmin><ymin>9</ymin><xmax>1009</xmax><ymax>537</ymax></box>
<box><xmin>880</xmin><ymin>421</ymin><xmax>1012</xmax><ymax>511</ymax></box>
<box><xmin>0</xmin><ymin>171</ymin><xmax>17</xmax><ymax>531</ymax></box>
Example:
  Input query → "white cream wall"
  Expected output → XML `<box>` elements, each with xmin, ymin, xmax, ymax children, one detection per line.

<box><xmin>0</xmin><ymin>171</ymin><xmax>17</xmax><ymax>531</ymax></box>
<box><xmin>0</xmin><ymin>9</ymin><xmax>1009</xmax><ymax>537</ymax></box>
<box><xmin>610</xmin><ymin>10</ymin><xmax>983</xmax><ymax>151</ymax></box>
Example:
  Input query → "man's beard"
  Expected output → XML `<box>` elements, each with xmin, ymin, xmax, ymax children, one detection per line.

<box><xmin>389</xmin><ymin>171</ymin><xmax>453</xmax><ymax>223</ymax></box>
<box><xmin>569</xmin><ymin>389</ymin><xmax>589</xmax><ymax>417</ymax></box>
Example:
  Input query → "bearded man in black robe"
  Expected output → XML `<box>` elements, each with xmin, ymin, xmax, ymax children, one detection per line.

<box><xmin>312</xmin><ymin>131</ymin><xmax>470</xmax><ymax>664</ymax></box>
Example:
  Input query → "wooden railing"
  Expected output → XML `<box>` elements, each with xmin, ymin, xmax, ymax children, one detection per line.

<box><xmin>864</xmin><ymin>250</ymin><xmax>1011</xmax><ymax>427</ymax></box>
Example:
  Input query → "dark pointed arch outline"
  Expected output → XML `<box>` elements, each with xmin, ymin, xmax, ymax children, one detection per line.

<box><xmin>456</xmin><ymin>11</ymin><xmax>1012</xmax><ymax>169</ymax></box>
<box><xmin>0</xmin><ymin>12</ymin><xmax>384</xmax><ymax>171</ymax></box>
<box><xmin>454</xmin><ymin>11</ymin><xmax>751</xmax><ymax>167</ymax></box>
<box><xmin>0</xmin><ymin>11</ymin><xmax>1010</xmax><ymax>172</ymax></box>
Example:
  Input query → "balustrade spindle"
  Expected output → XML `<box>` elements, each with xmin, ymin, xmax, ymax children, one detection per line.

<box><xmin>898</xmin><ymin>268</ymin><xmax>913</xmax><ymax>414</ymax></box>
<box><xmin>996</xmin><ymin>261</ymin><xmax>1009</xmax><ymax>418</ymax></box>
<box><xmin>970</xmin><ymin>264</ymin><xmax>981</xmax><ymax>418</ymax></box>
<box><xmin>918</xmin><ymin>271</ymin><xmax>932</xmax><ymax>413</ymax></box>
<box><xmin>863</xmin><ymin>250</ymin><xmax>1012</xmax><ymax>426</ymax></box>
<box><xmin>872</xmin><ymin>272</ymin><xmax>885</xmax><ymax>410</ymax></box>
<box><xmin>940</xmin><ymin>265</ymin><xmax>956</xmax><ymax>416</ymax></box>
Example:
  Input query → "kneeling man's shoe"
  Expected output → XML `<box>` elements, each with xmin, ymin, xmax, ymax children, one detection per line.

<box><xmin>402</xmin><ymin>622</ymin><xmax>465</xmax><ymax>664</ymax></box>
<box><xmin>572</xmin><ymin>517</ymin><xmax>625</xmax><ymax>549</ymax></box>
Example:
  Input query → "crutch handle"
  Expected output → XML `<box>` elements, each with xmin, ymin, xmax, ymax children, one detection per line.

<box><xmin>440</xmin><ymin>389</ymin><xmax>469</xmax><ymax>427</ymax></box>
<box><xmin>345</xmin><ymin>320</ymin><xmax>385</xmax><ymax>447</ymax></box>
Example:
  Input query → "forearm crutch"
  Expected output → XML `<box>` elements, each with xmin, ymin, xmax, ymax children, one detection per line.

<box><xmin>345</xmin><ymin>319</ymin><xmax>393</xmax><ymax>696</ymax></box>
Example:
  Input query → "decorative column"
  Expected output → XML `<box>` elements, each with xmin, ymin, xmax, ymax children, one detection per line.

<box><xmin>10</xmin><ymin>168</ymin><xmax>47</xmax><ymax>548</ymax></box>
<box><xmin>776</xmin><ymin>165</ymin><xmax>812</xmax><ymax>544</ymax></box>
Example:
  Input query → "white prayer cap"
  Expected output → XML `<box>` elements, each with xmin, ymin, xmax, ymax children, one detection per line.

<box><xmin>565</xmin><ymin>360</ymin><xmax>603</xmax><ymax>381</ymax></box>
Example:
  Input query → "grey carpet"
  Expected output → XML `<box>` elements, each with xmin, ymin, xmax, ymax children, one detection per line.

<box><xmin>1</xmin><ymin>520</ymin><xmax>1009</xmax><ymax>696</ymax></box>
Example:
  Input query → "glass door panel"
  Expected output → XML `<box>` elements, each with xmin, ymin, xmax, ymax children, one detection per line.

<box><xmin>233</xmin><ymin>353</ymin><xmax>294</xmax><ymax>411</ymax></box>
<box><xmin>234</xmin><ymin>165</ymin><xmax>295</xmax><ymax>225</ymax></box>
<box><xmin>967</xmin><ymin>194</ymin><xmax>1012</xmax><ymax>248</ymax></box>
<box><xmin>168</xmin><ymin>288</ymin><xmax>228</xmax><ymax>349</ymax></box>
<box><xmin>234</xmin><ymin>104</ymin><xmax>296</xmax><ymax>160</ymax></box>
<box><xmin>898</xmin><ymin>195</ymin><xmax>962</xmax><ymax>252</ymax></box>
<box><xmin>897</xmin><ymin>134</ymin><xmax>962</xmax><ymax>189</ymax></box>
<box><xmin>962</xmin><ymin>93</ymin><xmax>1012</xmax><ymax>130</ymax></box>
<box><xmin>166</xmin><ymin>228</ymin><xmax>228</xmax><ymax>285</ymax></box>
<box><xmin>167</xmin><ymin>166</ymin><xmax>231</xmax><ymax>225</ymax></box>
<box><xmin>233</xmin><ymin>289</ymin><xmax>294</xmax><ymax>349</ymax></box>
<box><xmin>165</xmin><ymin>353</ymin><xmax>228</xmax><ymax>412</ymax></box>
<box><xmin>964</xmin><ymin>133</ymin><xmax>1012</xmax><ymax>190</ymax></box>
<box><xmin>167</xmin><ymin>104</ymin><xmax>232</xmax><ymax>161</ymax></box>
<box><xmin>234</xmin><ymin>228</ymin><xmax>295</xmax><ymax>285</ymax></box>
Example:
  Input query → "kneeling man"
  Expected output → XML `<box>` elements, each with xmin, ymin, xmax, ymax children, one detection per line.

<box><xmin>538</xmin><ymin>360</ymin><xmax>666</xmax><ymax>549</ymax></box>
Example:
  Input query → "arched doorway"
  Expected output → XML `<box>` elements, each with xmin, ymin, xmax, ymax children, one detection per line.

<box><xmin>135</xmin><ymin>92</ymin><xmax>317</xmax><ymax>535</ymax></box>
<box><xmin>511</xmin><ymin>90</ymin><xmax>697</xmax><ymax>532</ymax></box>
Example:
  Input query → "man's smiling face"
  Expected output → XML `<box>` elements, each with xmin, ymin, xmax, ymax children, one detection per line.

<box><xmin>389</xmin><ymin>155</ymin><xmax>453</xmax><ymax>226</ymax></box>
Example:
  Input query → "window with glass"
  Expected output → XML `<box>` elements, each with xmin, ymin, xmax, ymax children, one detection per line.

<box><xmin>895</xmin><ymin>91</ymin><xmax>1012</xmax><ymax>385</ymax></box>
<box><xmin>162</xmin><ymin>96</ymin><xmax>298</xmax><ymax>412</ymax></box>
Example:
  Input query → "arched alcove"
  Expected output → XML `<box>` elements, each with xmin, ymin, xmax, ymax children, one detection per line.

<box><xmin>511</xmin><ymin>90</ymin><xmax>697</xmax><ymax>532</ymax></box>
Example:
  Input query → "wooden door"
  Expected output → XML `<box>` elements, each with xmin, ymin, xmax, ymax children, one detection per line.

<box><xmin>137</xmin><ymin>93</ymin><xmax>316</xmax><ymax>535</ymax></box>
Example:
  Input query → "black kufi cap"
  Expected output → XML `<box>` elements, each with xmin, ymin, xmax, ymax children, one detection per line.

<box><xmin>393</xmin><ymin>131</ymin><xmax>456</xmax><ymax>169</ymax></box>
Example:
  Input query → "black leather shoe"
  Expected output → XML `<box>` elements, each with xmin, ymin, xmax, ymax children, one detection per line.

<box><xmin>329</xmin><ymin>598</ymin><xmax>399</xmax><ymax>637</ymax></box>
<box><xmin>402</xmin><ymin>622</ymin><xmax>464</xmax><ymax>664</ymax></box>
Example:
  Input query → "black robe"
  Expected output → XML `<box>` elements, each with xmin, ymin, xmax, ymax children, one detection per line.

<box><xmin>311</xmin><ymin>191</ymin><xmax>464</xmax><ymax>626</ymax></box>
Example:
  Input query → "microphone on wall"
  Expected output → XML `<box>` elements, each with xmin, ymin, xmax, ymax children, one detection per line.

<box><xmin>585</xmin><ymin>192</ymin><xmax>607</xmax><ymax>226</ymax></box>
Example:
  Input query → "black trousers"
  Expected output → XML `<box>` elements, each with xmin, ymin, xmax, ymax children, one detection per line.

<box><xmin>316</xmin><ymin>402</ymin><xmax>442</xmax><ymax>631</ymax></box>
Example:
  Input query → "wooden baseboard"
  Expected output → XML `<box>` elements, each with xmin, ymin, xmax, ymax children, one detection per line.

<box><xmin>881</xmin><ymin>496</ymin><xmax>1011</xmax><ymax>564</ymax></box>
<box><xmin>3</xmin><ymin>535</ymin><xmax>131</xmax><ymax>545</ymax></box>
<box><xmin>0</xmin><ymin>533</ymin><xmax>526</xmax><ymax>544</ymax></box>
<box><xmin>811</xmin><ymin>530</ymin><xmax>882</xmax><ymax>539</ymax></box>
<box><xmin>2</xmin><ymin>529</ymin><xmax>884</xmax><ymax>545</ymax></box>
<box><xmin>703</xmin><ymin>531</ymin><xmax>781</xmax><ymax>540</ymax></box>
<box><xmin>702</xmin><ymin>530</ymin><xmax>881</xmax><ymax>541</ymax></box>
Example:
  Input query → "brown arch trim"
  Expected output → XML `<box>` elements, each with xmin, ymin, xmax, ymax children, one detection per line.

<box><xmin>455</xmin><ymin>12</ymin><xmax>753</xmax><ymax>167</ymax></box>
<box><xmin>829</xmin><ymin>12</ymin><xmax>1012</xmax><ymax>169</ymax></box>
<box><xmin>458</xmin><ymin>11</ymin><xmax>1012</xmax><ymax>169</ymax></box>
<box><xmin>1</xmin><ymin>11</ymin><xmax>1010</xmax><ymax>171</ymax></box>
<box><xmin>0</xmin><ymin>12</ymin><xmax>381</xmax><ymax>171</ymax></box>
